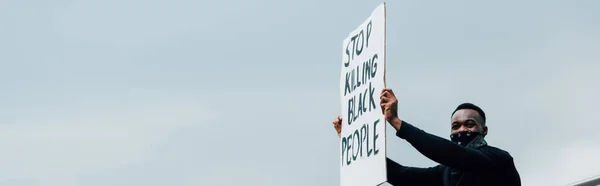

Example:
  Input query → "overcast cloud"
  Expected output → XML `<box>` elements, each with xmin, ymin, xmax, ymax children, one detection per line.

<box><xmin>1</xmin><ymin>0</ymin><xmax>600</xmax><ymax>186</ymax></box>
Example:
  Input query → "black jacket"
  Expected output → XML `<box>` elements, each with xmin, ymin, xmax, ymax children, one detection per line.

<box><xmin>386</xmin><ymin>121</ymin><xmax>521</xmax><ymax>186</ymax></box>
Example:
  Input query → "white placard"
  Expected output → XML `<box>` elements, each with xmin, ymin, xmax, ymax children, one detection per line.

<box><xmin>339</xmin><ymin>2</ymin><xmax>387</xmax><ymax>186</ymax></box>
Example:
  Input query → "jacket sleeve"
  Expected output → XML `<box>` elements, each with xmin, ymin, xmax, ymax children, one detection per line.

<box><xmin>386</xmin><ymin>158</ymin><xmax>444</xmax><ymax>186</ymax></box>
<box><xmin>395</xmin><ymin>121</ymin><xmax>507</xmax><ymax>172</ymax></box>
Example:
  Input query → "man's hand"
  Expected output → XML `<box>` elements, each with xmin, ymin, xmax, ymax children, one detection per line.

<box><xmin>380</xmin><ymin>88</ymin><xmax>398</xmax><ymax>121</ymax></box>
<box><xmin>380</xmin><ymin>88</ymin><xmax>403</xmax><ymax>131</ymax></box>
<box><xmin>332</xmin><ymin>116</ymin><xmax>342</xmax><ymax>138</ymax></box>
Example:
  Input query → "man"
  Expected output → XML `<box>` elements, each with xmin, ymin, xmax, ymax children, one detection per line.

<box><xmin>331</xmin><ymin>88</ymin><xmax>521</xmax><ymax>186</ymax></box>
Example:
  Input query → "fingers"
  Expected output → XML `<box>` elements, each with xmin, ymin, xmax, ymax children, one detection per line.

<box><xmin>332</xmin><ymin>116</ymin><xmax>342</xmax><ymax>134</ymax></box>
<box><xmin>332</xmin><ymin>116</ymin><xmax>343</xmax><ymax>125</ymax></box>
<box><xmin>380</xmin><ymin>96</ymin><xmax>389</xmax><ymax>102</ymax></box>
<box><xmin>380</xmin><ymin>94</ymin><xmax>393</xmax><ymax>106</ymax></box>
<box><xmin>380</xmin><ymin>90</ymin><xmax>395</xmax><ymax>101</ymax></box>
<box><xmin>380</xmin><ymin>98</ymin><xmax>388</xmax><ymax>105</ymax></box>
<box><xmin>380</xmin><ymin>88</ymin><xmax>397</xmax><ymax>114</ymax></box>
<box><xmin>380</xmin><ymin>96</ymin><xmax>389</xmax><ymax>114</ymax></box>
<box><xmin>381</xmin><ymin>88</ymin><xmax>395</xmax><ymax>96</ymax></box>
<box><xmin>380</xmin><ymin>101</ymin><xmax>391</xmax><ymax>109</ymax></box>
<box><xmin>380</xmin><ymin>91</ymin><xmax>389</xmax><ymax>99</ymax></box>
<box><xmin>388</xmin><ymin>89</ymin><xmax>395</xmax><ymax>96</ymax></box>
<box><xmin>332</xmin><ymin>120</ymin><xmax>341</xmax><ymax>126</ymax></box>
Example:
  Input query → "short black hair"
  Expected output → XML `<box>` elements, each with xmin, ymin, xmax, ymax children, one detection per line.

<box><xmin>452</xmin><ymin>103</ymin><xmax>486</xmax><ymax>125</ymax></box>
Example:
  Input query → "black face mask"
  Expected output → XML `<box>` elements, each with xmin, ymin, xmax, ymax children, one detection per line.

<box><xmin>450</xmin><ymin>131</ymin><xmax>482</xmax><ymax>146</ymax></box>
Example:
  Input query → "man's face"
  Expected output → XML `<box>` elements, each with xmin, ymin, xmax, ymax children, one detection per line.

<box><xmin>451</xmin><ymin>109</ymin><xmax>487</xmax><ymax>136</ymax></box>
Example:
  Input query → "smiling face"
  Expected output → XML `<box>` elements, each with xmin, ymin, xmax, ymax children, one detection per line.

<box><xmin>451</xmin><ymin>109</ymin><xmax>488</xmax><ymax>136</ymax></box>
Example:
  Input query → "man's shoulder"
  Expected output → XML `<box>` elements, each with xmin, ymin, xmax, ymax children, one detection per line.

<box><xmin>480</xmin><ymin>145</ymin><xmax>511</xmax><ymax>154</ymax></box>
<box><xmin>480</xmin><ymin>145</ymin><xmax>521</xmax><ymax>184</ymax></box>
<box><xmin>480</xmin><ymin>145</ymin><xmax>515</xmax><ymax>162</ymax></box>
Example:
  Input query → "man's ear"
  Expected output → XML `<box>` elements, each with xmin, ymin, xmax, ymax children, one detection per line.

<box><xmin>482</xmin><ymin>126</ymin><xmax>488</xmax><ymax>136</ymax></box>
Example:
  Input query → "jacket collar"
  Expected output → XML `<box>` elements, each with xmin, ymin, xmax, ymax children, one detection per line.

<box><xmin>465</xmin><ymin>134</ymin><xmax>487</xmax><ymax>149</ymax></box>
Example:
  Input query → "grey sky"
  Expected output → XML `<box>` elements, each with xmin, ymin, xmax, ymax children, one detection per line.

<box><xmin>1</xmin><ymin>0</ymin><xmax>600</xmax><ymax>185</ymax></box>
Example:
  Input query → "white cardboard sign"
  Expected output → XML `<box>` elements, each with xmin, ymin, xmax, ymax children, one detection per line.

<box><xmin>339</xmin><ymin>2</ymin><xmax>387</xmax><ymax>186</ymax></box>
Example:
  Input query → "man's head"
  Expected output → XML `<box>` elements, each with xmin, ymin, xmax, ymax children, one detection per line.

<box><xmin>450</xmin><ymin>103</ymin><xmax>488</xmax><ymax>136</ymax></box>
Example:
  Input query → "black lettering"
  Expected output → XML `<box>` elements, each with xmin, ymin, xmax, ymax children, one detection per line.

<box><xmin>351</xmin><ymin>68</ymin><xmax>356</xmax><ymax>91</ymax></box>
<box><xmin>341</xmin><ymin>137</ymin><xmax>347</xmax><ymax>166</ymax></box>
<box><xmin>356</xmin><ymin>64</ymin><xmax>361</xmax><ymax>87</ymax></box>
<box><xmin>340</xmin><ymin>121</ymin><xmax>381</xmax><ymax>166</ymax></box>
<box><xmin>346</xmin><ymin>71</ymin><xmax>378</xmax><ymax>126</ymax></box>
<box><xmin>368</xmin><ymin>82</ymin><xmax>376</xmax><ymax>111</ymax></box>
<box><xmin>352</xmin><ymin>97</ymin><xmax>359</xmax><ymax>122</ymax></box>
<box><xmin>356</xmin><ymin>30</ymin><xmax>364</xmax><ymax>56</ymax></box>
<box><xmin>347</xmin><ymin>96</ymin><xmax>354</xmax><ymax>125</ymax></box>
<box><xmin>361</xmin><ymin>124</ymin><xmax>368</xmax><ymax>157</ymax></box>
<box><xmin>350</xmin><ymin>35</ymin><xmax>358</xmax><ymax>60</ymax></box>
<box><xmin>366</xmin><ymin>123</ymin><xmax>373</xmax><ymax>156</ymax></box>
<box><xmin>362</xmin><ymin>88</ymin><xmax>368</xmax><ymax>112</ymax></box>
<box><xmin>344</xmin><ymin>72</ymin><xmax>351</xmax><ymax>96</ymax></box>
<box><xmin>366</xmin><ymin>21</ymin><xmax>372</xmax><ymax>48</ymax></box>
<box><xmin>344</xmin><ymin>22</ymin><xmax>372</xmax><ymax>68</ymax></box>
<box><xmin>357</xmin><ymin>91</ymin><xmax>364</xmax><ymax>118</ymax></box>
<box><xmin>373</xmin><ymin>119</ymin><xmax>380</xmax><ymax>155</ymax></box>
<box><xmin>371</xmin><ymin>54</ymin><xmax>378</xmax><ymax>78</ymax></box>
<box><xmin>352</xmin><ymin>130</ymin><xmax>360</xmax><ymax>161</ymax></box>
<box><xmin>349</xmin><ymin>89</ymin><xmax>373</xmax><ymax>126</ymax></box>
<box><xmin>363</xmin><ymin>60</ymin><xmax>370</xmax><ymax>84</ymax></box>
<box><xmin>346</xmin><ymin>133</ymin><xmax>352</xmax><ymax>166</ymax></box>
<box><xmin>344</xmin><ymin>42</ymin><xmax>351</xmax><ymax>67</ymax></box>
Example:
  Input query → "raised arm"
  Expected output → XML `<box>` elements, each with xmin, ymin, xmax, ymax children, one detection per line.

<box><xmin>392</xmin><ymin>118</ymin><xmax>499</xmax><ymax>172</ymax></box>
<box><xmin>386</xmin><ymin>158</ymin><xmax>443</xmax><ymax>186</ymax></box>
<box><xmin>379</xmin><ymin>88</ymin><xmax>501</xmax><ymax>172</ymax></box>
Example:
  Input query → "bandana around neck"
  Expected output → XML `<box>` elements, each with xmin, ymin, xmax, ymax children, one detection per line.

<box><xmin>450</xmin><ymin>131</ymin><xmax>487</xmax><ymax>149</ymax></box>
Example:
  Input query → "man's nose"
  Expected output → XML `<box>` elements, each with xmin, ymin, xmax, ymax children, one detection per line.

<box><xmin>457</xmin><ymin>126</ymin><xmax>469</xmax><ymax>132</ymax></box>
